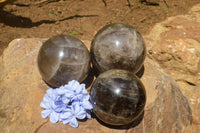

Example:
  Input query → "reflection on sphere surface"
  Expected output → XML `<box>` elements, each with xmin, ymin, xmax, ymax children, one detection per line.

<box><xmin>37</xmin><ymin>35</ymin><xmax>90</xmax><ymax>87</ymax></box>
<box><xmin>90</xmin><ymin>69</ymin><xmax>146</xmax><ymax>126</ymax></box>
<box><xmin>91</xmin><ymin>23</ymin><xmax>146</xmax><ymax>73</ymax></box>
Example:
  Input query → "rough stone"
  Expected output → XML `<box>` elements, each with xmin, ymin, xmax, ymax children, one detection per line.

<box><xmin>0</xmin><ymin>38</ymin><xmax>192</xmax><ymax>133</ymax></box>
<box><xmin>145</xmin><ymin>4</ymin><xmax>200</xmax><ymax>130</ymax></box>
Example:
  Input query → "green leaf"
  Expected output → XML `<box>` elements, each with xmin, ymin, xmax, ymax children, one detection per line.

<box><xmin>163</xmin><ymin>6</ymin><xmax>168</xmax><ymax>12</ymax></box>
<box><xmin>49</xmin><ymin>13</ymin><xmax>54</xmax><ymax>17</ymax></box>
<box><xmin>72</xmin><ymin>31</ymin><xmax>77</xmax><ymax>35</ymax></box>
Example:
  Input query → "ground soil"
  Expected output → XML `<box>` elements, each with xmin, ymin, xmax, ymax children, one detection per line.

<box><xmin>0</xmin><ymin>0</ymin><xmax>200</xmax><ymax>55</ymax></box>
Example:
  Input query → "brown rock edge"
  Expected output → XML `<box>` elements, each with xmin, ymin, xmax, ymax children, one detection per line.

<box><xmin>145</xmin><ymin>4</ymin><xmax>200</xmax><ymax>132</ymax></box>
<box><xmin>0</xmin><ymin>38</ymin><xmax>193</xmax><ymax>133</ymax></box>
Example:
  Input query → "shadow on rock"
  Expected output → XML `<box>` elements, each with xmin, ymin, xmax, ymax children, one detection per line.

<box><xmin>91</xmin><ymin>65</ymin><xmax>145</xmax><ymax>79</ymax></box>
<box><xmin>0</xmin><ymin>8</ymin><xmax>98</xmax><ymax>28</ymax></box>
<box><xmin>136</xmin><ymin>65</ymin><xmax>145</xmax><ymax>78</ymax></box>
<box><xmin>82</xmin><ymin>67</ymin><xmax>95</xmax><ymax>89</ymax></box>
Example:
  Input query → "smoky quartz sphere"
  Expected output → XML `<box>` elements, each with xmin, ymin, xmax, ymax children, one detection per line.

<box><xmin>90</xmin><ymin>69</ymin><xmax>146</xmax><ymax>126</ymax></box>
<box><xmin>91</xmin><ymin>23</ymin><xmax>146</xmax><ymax>73</ymax></box>
<box><xmin>37</xmin><ymin>35</ymin><xmax>90</xmax><ymax>88</ymax></box>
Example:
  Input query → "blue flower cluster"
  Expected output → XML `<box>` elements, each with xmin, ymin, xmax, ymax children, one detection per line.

<box><xmin>40</xmin><ymin>80</ymin><xmax>93</xmax><ymax>127</ymax></box>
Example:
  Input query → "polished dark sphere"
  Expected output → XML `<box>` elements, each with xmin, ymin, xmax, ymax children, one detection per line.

<box><xmin>37</xmin><ymin>35</ymin><xmax>90</xmax><ymax>88</ymax></box>
<box><xmin>91</xmin><ymin>23</ymin><xmax>146</xmax><ymax>73</ymax></box>
<box><xmin>90</xmin><ymin>69</ymin><xmax>146</xmax><ymax>126</ymax></box>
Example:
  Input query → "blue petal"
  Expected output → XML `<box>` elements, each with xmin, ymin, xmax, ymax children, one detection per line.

<box><xmin>46</xmin><ymin>88</ymin><xmax>54</xmax><ymax>95</ymax></box>
<box><xmin>41</xmin><ymin>109</ymin><xmax>51</xmax><ymax>118</ymax></box>
<box><xmin>49</xmin><ymin>100</ymin><xmax>55</xmax><ymax>108</ymax></box>
<box><xmin>64</xmin><ymin>91</ymin><xmax>75</xmax><ymax>98</ymax></box>
<box><xmin>51</xmin><ymin>101</ymin><xmax>60</xmax><ymax>109</ymax></box>
<box><xmin>63</xmin><ymin>85</ymin><xmax>73</xmax><ymax>91</ymax></box>
<box><xmin>62</xmin><ymin>96</ymin><xmax>70</xmax><ymax>104</ymax></box>
<box><xmin>47</xmin><ymin>88</ymin><xmax>58</xmax><ymax>100</ymax></box>
<box><xmin>75</xmin><ymin>82</ymin><xmax>83</xmax><ymax>92</ymax></box>
<box><xmin>86</xmin><ymin>110</ymin><xmax>92</xmax><ymax>119</ymax></box>
<box><xmin>54</xmin><ymin>105</ymin><xmax>65</xmax><ymax>112</ymax></box>
<box><xmin>60</xmin><ymin>111</ymin><xmax>72</xmax><ymax>119</ymax></box>
<box><xmin>80</xmin><ymin>84</ymin><xmax>87</xmax><ymax>94</ymax></box>
<box><xmin>76</xmin><ymin>110</ymin><xmax>86</xmax><ymax>119</ymax></box>
<box><xmin>56</xmin><ymin>87</ymin><xmax>67</xmax><ymax>95</ymax></box>
<box><xmin>43</xmin><ymin>94</ymin><xmax>51</xmax><ymax>102</ymax></box>
<box><xmin>54</xmin><ymin>96</ymin><xmax>63</xmax><ymax>104</ymax></box>
<box><xmin>72</xmin><ymin>103</ymin><xmax>81</xmax><ymax>114</ymax></box>
<box><xmin>82</xmin><ymin>101</ymin><xmax>93</xmax><ymax>110</ymax></box>
<box><xmin>72</xmin><ymin>94</ymin><xmax>83</xmax><ymax>101</ymax></box>
<box><xmin>62</xmin><ymin>119</ymin><xmax>70</xmax><ymax>124</ymax></box>
<box><xmin>82</xmin><ymin>95</ymin><xmax>90</xmax><ymax>101</ymax></box>
<box><xmin>68</xmin><ymin>80</ymin><xmax>79</xmax><ymax>91</ymax></box>
<box><xmin>68</xmin><ymin>80</ymin><xmax>76</xmax><ymax>85</ymax></box>
<box><xmin>75</xmin><ymin>86</ymin><xmax>82</xmax><ymax>94</ymax></box>
<box><xmin>69</xmin><ymin>117</ymin><xmax>78</xmax><ymax>128</ymax></box>
<box><xmin>72</xmin><ymin>103</ymin><xmax>87</xmax><ymax>119</ymax></box>
<box><xmin>43</xmin><ymin>101</ymin><xmax>52</xmax><ymax>109</ymax></box>
<box><xmin>40</xmin><ymin>101</ymin><xmax>50</xmax><ymax>109</ymax></box>
<box><xmin>50</xmin><ymin>111</ymin><xmax>59</xmax><ymax>123</ymax></box>
<box><xmin>86</xmin><ymin>114</ymin><xmax>91</xmax><ymax>119</ymax></box>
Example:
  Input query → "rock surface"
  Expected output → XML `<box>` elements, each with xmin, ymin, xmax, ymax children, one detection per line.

<box><xmin>145</xmin><ymin>4</ymin><xmax>200</xmax><ymax>131</ymax></box>
<box><xmin>0</xmin><ymin>38</ymin><xmax>192</xmax><ymax>133</ymax></box>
